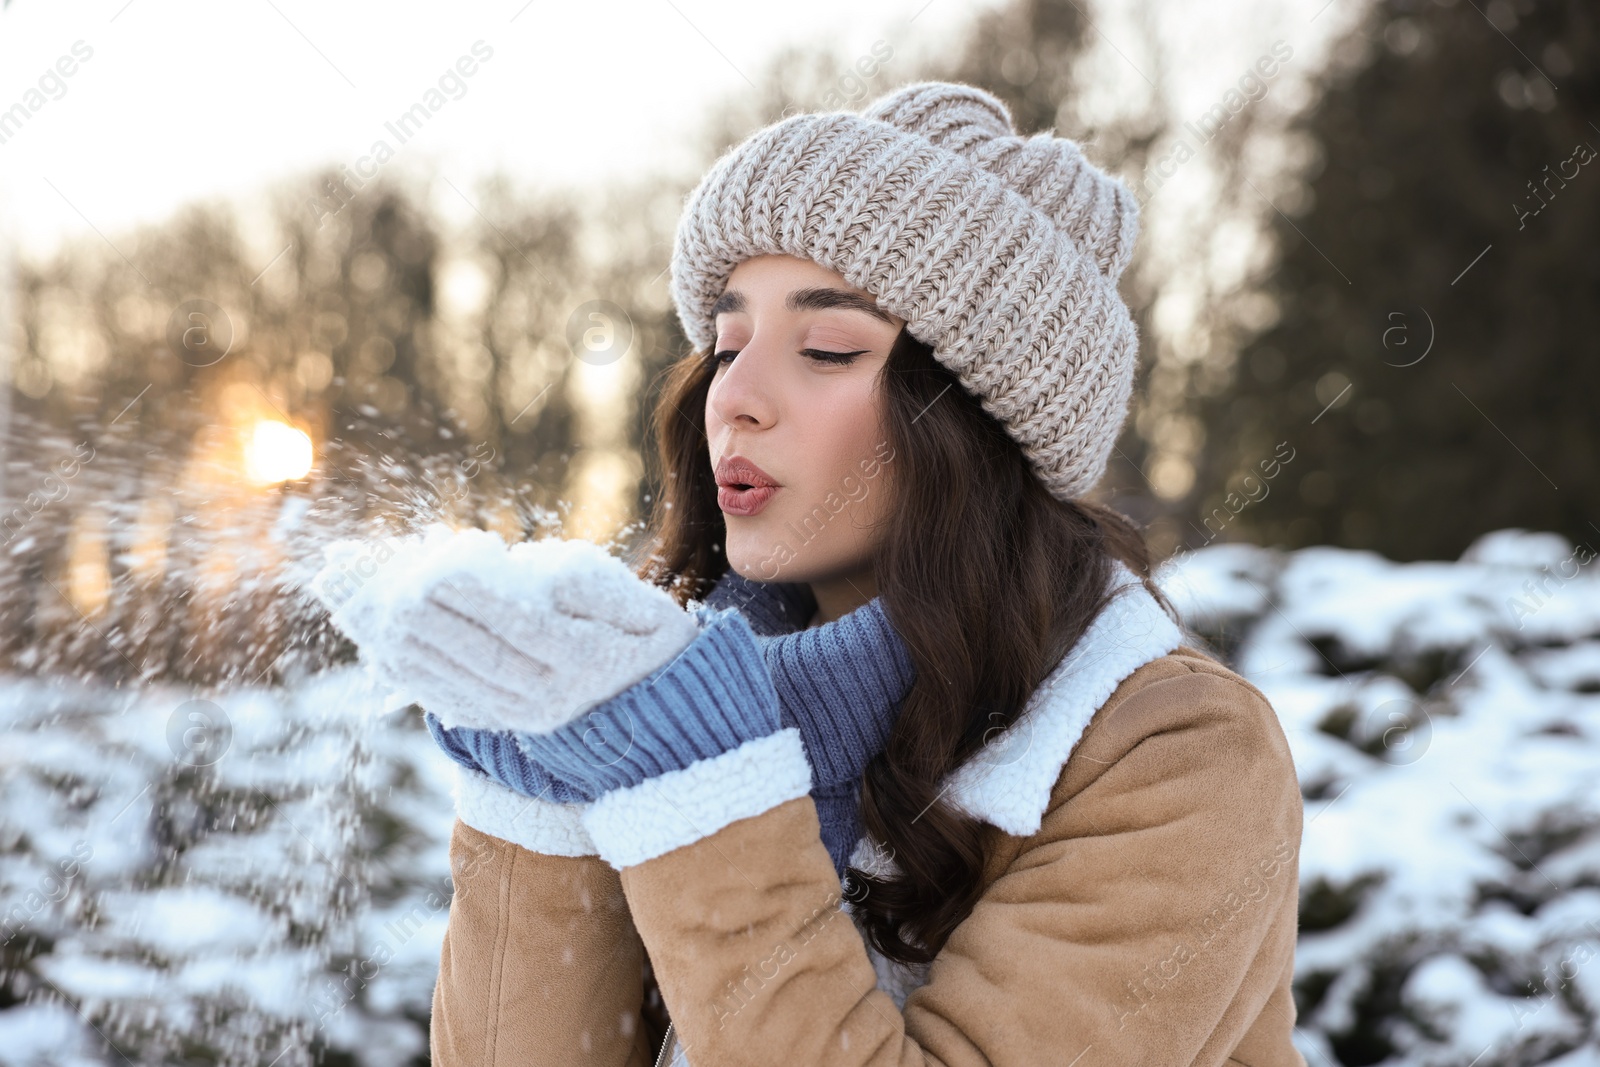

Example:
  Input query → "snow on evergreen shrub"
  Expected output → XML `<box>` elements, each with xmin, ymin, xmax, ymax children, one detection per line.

<box><xmin>0</xmin><ymin>528</ymin><xmax>1597</xmax><ymax>1065</ymax></box>
<box><xmin>1162</xmin><ymin>529</ymin><xmax>1600</xmax><ymax>1067</ymax></box>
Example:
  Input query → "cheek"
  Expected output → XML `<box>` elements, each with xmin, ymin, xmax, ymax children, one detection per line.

<box><xmin>775</xmin><ymin>400</ymin><xmax>889</xmax><ymax>542</ymax></box>
<box><xmin>800</xmin><ymin>384</ymin><xmax>883</xmax><ymax>477</ymax></box>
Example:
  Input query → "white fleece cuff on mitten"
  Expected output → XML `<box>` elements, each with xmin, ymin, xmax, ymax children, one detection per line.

<box><xmin>580</xmin><ymin>728</ymin><xmax>813</xmax><ymax>869</ymax></box>
<box><xmin>451</xmin><ymin>764</ymin><xmax>598</xmax><ymax>857</ymax></box>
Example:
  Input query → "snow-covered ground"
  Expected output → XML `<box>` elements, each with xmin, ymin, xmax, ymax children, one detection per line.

<box><xmin>2</xmin><ymin>528</ymin><xmax>1598</xmax><ymax>1066</ymax></box>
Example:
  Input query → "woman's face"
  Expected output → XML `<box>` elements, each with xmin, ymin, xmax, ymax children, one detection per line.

<box><xmin>705</xmin><ymin>254</ymin><xmax>905</xmax><ymax>585</ymax></box>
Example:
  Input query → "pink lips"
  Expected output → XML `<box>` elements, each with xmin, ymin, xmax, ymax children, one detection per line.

<box><xmin>717</xmin><ymin>484</ymin><xmax>778</xmax><ymax>516</ymax></box>
<box><xmin>715</xmin><ymin>454</ymin><xmax>780</xmax><ymax>517</ymax></box>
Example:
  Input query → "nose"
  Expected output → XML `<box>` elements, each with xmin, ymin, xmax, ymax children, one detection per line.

<box><xmin>706</xmin><ymin>338</ymin><xmax>777</xmax><ymax>430</ymax></box>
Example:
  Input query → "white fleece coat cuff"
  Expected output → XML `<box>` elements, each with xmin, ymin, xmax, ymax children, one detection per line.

<box><xmin>451</xmin><ymin>764</ymin><xmax>597</xmax><ymax>857</ymax></box>
<box><xmin>581</xmin><ymin>728</ymin><xmax>812</xmax><ymax>869</ymax></box>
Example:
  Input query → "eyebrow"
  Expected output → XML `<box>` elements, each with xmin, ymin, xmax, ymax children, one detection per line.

<box><xmin>710</xmin><ymin>285</ymin><xmax>898</xmax><ymax>326</ymax></box>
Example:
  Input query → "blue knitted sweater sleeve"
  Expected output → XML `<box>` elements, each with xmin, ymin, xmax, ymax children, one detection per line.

<box><xmin>513</xmin><ymin>606</ymin><xmax>782</xmax><ymax>797</ymax></box>
<box><xmin>423</xmin><ymin>710</ymin><xmax>592</xmax><ymax>805</ymax></box>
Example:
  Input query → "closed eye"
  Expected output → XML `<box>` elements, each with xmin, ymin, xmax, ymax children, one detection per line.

<box><xmin>709</xmin><ymin>348</ymin><xmax>869</xmax><ymax>367</ymax></box>
<box><xmin>802</xmin><ymin>348</ymin><xmax>869</xmax><ymax>365</ymax></box>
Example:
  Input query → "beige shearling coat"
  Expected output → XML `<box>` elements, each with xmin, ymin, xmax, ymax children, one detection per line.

<box><xmin>427</xmin><ymin>569</ymin><xmax>1308</xmax><ymax>1066</ymax></box>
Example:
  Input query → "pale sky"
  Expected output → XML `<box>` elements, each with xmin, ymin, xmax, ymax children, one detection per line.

<box><xmin>0</xmin><ymin>0</ymin><xmax>1357</xmax><ymax>262</ymax></box>
<box><xmin>0</xmin><ymin>0</ymin><xmax>998</xmax><ymax>258</ymax></box>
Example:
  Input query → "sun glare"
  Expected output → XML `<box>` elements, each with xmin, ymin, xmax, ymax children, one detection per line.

<box><xmin>244</xmin><ymin>420</ymin><xmax>314</xmax><ymax>485</ymax></box>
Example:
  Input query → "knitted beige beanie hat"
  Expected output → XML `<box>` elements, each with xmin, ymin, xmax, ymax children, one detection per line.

<box><xmin>669</xmin><ymin>80</ymin><xmax>1142</xmax><ymax>502</ymax></box>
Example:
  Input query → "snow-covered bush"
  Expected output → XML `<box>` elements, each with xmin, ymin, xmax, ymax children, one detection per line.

<box><xmin>0</xmin><ymin>669</ymin><xmax>456</xmax><ymax>1066</ymax></box>
<box><xmin>1</xmin><ymin>527</ymin><xmax>1597</xmax><ymax>1065</ymax></box>
<box><xmin>1162</xmin><ymin>529</ymin><xmax>1600</xmax><ymax>1067</ymax></box>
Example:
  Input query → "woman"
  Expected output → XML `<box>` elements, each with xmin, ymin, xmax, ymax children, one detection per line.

<box><xmin>377</xmin><ymin>81</ymin><xmax>1304</xmax><ymax>1065</ymax></box>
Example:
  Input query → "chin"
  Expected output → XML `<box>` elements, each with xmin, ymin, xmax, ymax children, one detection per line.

<box><xmin>722</xmin><ymin>534</ymin><xmax>783</xmax><ymax>583</ymax></box>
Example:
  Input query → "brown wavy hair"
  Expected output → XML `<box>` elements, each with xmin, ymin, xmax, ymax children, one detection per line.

<box><xmin>633</xmin><ymin>324</ymin><xmax>1175</xmax><ymax>966</ymax></box>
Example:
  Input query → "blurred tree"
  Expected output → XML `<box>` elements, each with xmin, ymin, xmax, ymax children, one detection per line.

<box><xmin>0</xmin><ymin>174</ymin><xmax>597</xmax><ymax>683</ymax></box>
<box><xmin>1188</xmin><ymin>0</ymin><xmax>1598</xmax><ymax>561</ymax></box>
<box><xmin>455</xmin><ymin>176</ymin><xmax>582</xmax><ymax>493</ymax></box>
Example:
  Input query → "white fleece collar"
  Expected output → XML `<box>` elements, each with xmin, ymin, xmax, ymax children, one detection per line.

<box><xmin>940</xmin><ymin>561</ymin><xmax>1184</xmax><ymax>837</ymax></box>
